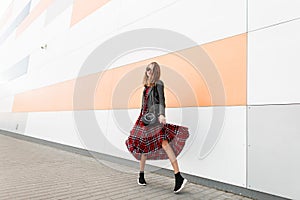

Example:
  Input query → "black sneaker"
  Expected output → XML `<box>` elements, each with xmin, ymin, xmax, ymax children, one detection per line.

<box><xmin>137</xmin><ymin>177</ymin><xmax>147</xmax><ymax>186</ymax></box>
<box><xmin>174</xmin><ymin>179</ymin><xmax>187</xmax><ymax>193</ymax></box>
<box><xmin>174</xmin><ymin>172</ymin><xmax>188</xmax><ymax>193</ymax></box>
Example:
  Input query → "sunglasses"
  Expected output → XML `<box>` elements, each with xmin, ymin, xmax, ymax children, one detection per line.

<box><xmin>146</xmin><ymin>67</ymin><xmax>152</xmax><ymax>71</ymax></box>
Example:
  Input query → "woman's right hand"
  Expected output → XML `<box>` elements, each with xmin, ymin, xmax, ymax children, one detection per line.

<box><xmin>158</xmin><ymin>115</ymin><xmax>166</xmax><ymax>125</ymax></box>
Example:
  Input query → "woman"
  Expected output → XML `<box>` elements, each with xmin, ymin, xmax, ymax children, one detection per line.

<box><xmin>125</xmin><ymin>62</ymin><xmax>189</xmax><ymax>193</ymax></box>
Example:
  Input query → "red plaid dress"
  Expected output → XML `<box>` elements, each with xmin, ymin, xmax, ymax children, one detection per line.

<box><xmin>125</xmin><ymin>87</ymin><xmax>189</xmax><ymax>160</ymax></box>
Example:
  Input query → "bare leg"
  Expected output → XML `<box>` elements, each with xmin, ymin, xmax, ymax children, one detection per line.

<box><xmin>140</xmin><ymin>154</ymin><xmax>147</xmax><ymax>172</ymax></box>
<box><xmin>162</xmin><ymin>140</ymin><xmax>179</xmax><ymax>174</ymax></box>
<box><xmin>138</xmin><ymin>154</ymin><xmax>147</xmax><ymax>185</ymax></box>
<box><xmin>162</xmin><ymin>140</ymin><xmax>187</xmax><ymax>193</ymax></box>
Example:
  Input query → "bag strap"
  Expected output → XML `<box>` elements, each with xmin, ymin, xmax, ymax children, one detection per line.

<box><xmin>151</xmin><ymin>85</ymin><xmax>156</xmax><ymax>115</ymax></box>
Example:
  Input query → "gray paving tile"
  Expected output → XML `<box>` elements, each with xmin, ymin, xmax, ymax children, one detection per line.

<box><xmin>0</xmin><ymin>133</ymin><xmax>253</xmax><ymax>200</ymax></box>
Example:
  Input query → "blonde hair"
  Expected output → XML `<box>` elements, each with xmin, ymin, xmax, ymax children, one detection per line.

<box><xmin>143</xmin><ymin>62</ymin><xmax>161</xmax><ymax>86</ymax></box>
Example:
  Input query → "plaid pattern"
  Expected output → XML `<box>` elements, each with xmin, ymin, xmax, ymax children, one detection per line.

<box><xmin>125</xmin><ymin>87</ymin><xmax>189</xmax><ymax>160</ymax></box>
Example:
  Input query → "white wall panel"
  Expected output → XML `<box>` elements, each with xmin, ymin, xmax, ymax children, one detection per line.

<box><xmin>117</xmin><ymin>0</ymin><xmax>181</xmax><ymax>28</ymax></box>
<box><xmin>0</xmin><ymin>1</ymin><xmax>31</xmax><ymax>67</ymax></box>
<box><xmin>11</xmin><ymin>0</ymin><xmax>31</xmax><ymax>23</ymax></box>
<box><xmin>28</xmin><ymin>6</ymin><xmax>73</xmax><ymax>73</ymax></box>
<box><xmin>0</xmin><ymin>112</ymin><xmax>28</xmax><ymax>134</ymax></box>
<box><xmin>248</xmin><ymin>19</ymin><xmax>300</xmax><ymax>105</ymax></box>
<box><xmin>0</xmin><ymin>2</ymin><xmax>31</xmax><ymax>46</ymax></box>
<box><xmin>74</xmin><ymin>110</ymin><xmax>110</xmax><ymax>154</ymax></box>
<box><xmin>0</xmin><ymin>11</ymin><xmax>45</xmax><ymax>70</ymax></box>
<box><xmin>25</xmin><ymin>111</ymin><xmax>84</xmax><ymax>148</ymax></box>
<box><xmin>63</xmin><ymin>0</ymin><xmax>246</xmax><ymax>78</ymax></box>
<box><xmin>117</xmin><ymin>0</ymin><xmax>246</xmax><ymax>47</ymax></box>
<box><xmin>110</xmin><ymin>49</ymin><xmax>170</xmax><ymax>71</ymax></box>
<box><xmin>99</xmin><ymin>109</ymin><xmax>136</xmax><ymax>161</ymax></box>
<box><xmin>25</xmin><ymin>110</ymin><xmax>114</xmax><ymax>152</ymax></box>
<box><xmin>45</xmin><ymin>0</ymin><xmax>73</xmax><ymax>26</ymax></box>
<box><xmin>78</xmin><ymin>0</ymin><xmax>247</xmax><ymax>71</ymax></box>
<box><xmin>0</xmin><ymin>83</ymin><xmax>15</xmax><ymax>99</ymax></box>
<box><xmin>0</xmin><ymin>113</ymin><xmax>15</xmax><ymax>131</ymax></box>
<box><xmin>66</xmin><ymin>0</ymin><xmax>120</xmax><ymax>56</ymax></box>
<box><xmin>29</xmin><ymin>0</ymin><xmax>40</xmax><ymax>12</ymax></box>
<box><xmin>180</xmin><ymin>106</ymin><xmax>247</xmax><ymax>187</ymax></box>
<box><xmin>248</xmin><ymin>0</ymin><xmax>300</xmax><ymax>31</ymax></box>
<box><xmin>248</xmin><ymin>105</ymin><xmax>300</xmax><ymax>200</ymax></box>
<box><xmin>0</xmin><ymin>96</ymin><xmax>14</xmax><ymax>112</ymax></box>
<box><xmin>0</xmin><ymin>40</ymin><xmax>96</xmax><ymax>99</ymax></box>
<box><xmin>0</xmin><ymin>56</ymin><xmax>29</xmax><ymax>85</ymax></box>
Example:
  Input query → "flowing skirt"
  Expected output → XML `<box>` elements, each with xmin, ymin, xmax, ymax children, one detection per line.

<box><xmin>125</xmin><ymin>114</ymin><xmax>189</xmax><ymax>160</ymax></box>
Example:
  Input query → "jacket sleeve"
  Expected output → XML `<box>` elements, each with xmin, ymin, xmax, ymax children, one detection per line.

<box><xmin>156</xmin><ymin>80</ymin><xmax>166</xmax><ymax>116</ymax></box>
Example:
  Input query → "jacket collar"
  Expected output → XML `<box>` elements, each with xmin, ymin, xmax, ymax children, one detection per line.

<box><xmin>144</xmin><ymin>85</ymin><xmax>154</xmax><ymax>95</ymax></box>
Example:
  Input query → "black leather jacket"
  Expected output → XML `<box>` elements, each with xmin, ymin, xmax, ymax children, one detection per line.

<box><xmin>142</xmin><ymin>80</ymin><xmax>166</xmax><ymax>117</ymax></box>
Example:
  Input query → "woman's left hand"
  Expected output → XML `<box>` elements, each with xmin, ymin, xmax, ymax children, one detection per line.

<box><xmin>159</xmin><ymin>115</ymin><xmax>166</xmax><ymax>124</ymax></box>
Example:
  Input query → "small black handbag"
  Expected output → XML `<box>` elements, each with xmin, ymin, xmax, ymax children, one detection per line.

<box><xmin>141</xmin><ymin>87</ymin><xmax>158</xmax><ymax>126</ymax></box>
<box><xmin>141</xmin><ymin>112</ymin><xmax>157</xmax><ymax>125</ymax></box>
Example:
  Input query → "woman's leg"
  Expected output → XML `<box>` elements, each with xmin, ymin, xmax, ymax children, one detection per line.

<box><xmin>162</xmin><ymin>140</ymin><xmax>179</xmax><ymax>173</ymax></box>
<box><xmin>140</xmin><ymin>154</ymin><xmax>147</xmax><ymax>172</ymax></box>
<box><xmin>138</xmin><ymin>154</ymin><xmax>147</xmax><ymax>186</ymax></box>
<box><xmin>162</xmin><ymin>140</ymin><xmax>187</xmax><ymax>193</ymax></box>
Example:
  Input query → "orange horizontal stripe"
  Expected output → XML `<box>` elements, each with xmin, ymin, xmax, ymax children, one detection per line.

<box><xmin>202</xmin><ymin>33</ymin><xmax>247</xmax><ymax>105</ymax></box>
<box><xmin>12</xmin><ymin>34</ymin><xmax>247</xmax><ymax>112</ymax></box>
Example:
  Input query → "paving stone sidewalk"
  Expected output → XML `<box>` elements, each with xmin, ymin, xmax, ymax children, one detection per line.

<box><xmin>0</xmin><ymin>133</ymin><xmax>253</xmax><ymax>200</ymax></box>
